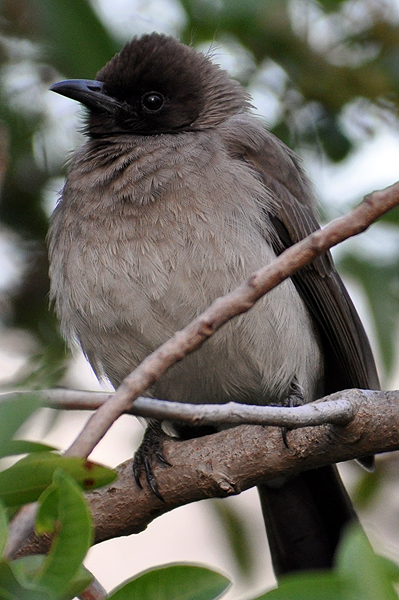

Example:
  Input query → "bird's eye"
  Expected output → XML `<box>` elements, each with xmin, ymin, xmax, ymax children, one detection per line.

<box><xmin>141</xmin><ymin>92</ymin><xmax>165</xmax><ymax>112</ymax></box>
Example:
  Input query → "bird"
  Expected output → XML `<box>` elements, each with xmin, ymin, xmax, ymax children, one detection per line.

<box><xmin>48</xmin><ymin>32</ymin><xmax>379</xmax><ymax>577</ymax></box>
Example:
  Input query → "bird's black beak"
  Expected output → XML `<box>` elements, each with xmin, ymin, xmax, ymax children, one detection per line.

<box><xmin>50</xmin><ymin>79</ymin><xmax>120</xmax><ymax>113</ymax></box>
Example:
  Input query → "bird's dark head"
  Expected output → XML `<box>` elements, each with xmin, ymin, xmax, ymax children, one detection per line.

<box><xmin>50</xmin><ymin>33</ymin><xmax>250</xmax><ymax>137</ymax></box>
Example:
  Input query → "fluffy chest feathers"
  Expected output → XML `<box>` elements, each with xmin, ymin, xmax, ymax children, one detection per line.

<box><xmin>48</xmin><ymin>129</ymin><xmax>323</xmax><ymax>404</ymax></box>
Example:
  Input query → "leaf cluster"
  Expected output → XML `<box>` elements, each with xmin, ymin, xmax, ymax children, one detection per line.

<box><xmin>0</xmin><ymin>397</ymin><xmax>398</xmax><ymax>600</ymax></box>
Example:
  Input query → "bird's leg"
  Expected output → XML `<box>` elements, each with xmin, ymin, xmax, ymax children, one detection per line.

<box><xmin>133</xmin><ymin>420</ymin><xmax>218</xmax><ymax>500</ymax></box>
<box><xmin>133</xmin><ymin>420</ymin><xmax>172</xmax><ymax>501</ymax></box>
<box><xmin>281</xmin><ymin>377</ymin><xmax>305</xmax><ymax>448</ymax></box>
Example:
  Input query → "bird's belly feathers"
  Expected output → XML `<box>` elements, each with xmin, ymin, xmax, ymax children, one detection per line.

<box><xmin>49</xmin><ymin>139</ymin><xmax>323</xmax><ymax>405</ymax></box>
<box><xmin>50</xmin><ymin>216</ymin><xmax>323</xmax><ymax>406</ymax></box>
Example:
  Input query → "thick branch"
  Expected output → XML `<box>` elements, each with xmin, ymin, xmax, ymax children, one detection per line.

<box><xmin>16</xmin><ymin>389</ymin><xmax>399</xmax><ymax>557</ymax></box>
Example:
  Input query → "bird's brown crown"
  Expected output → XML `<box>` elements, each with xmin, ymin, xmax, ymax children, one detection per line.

<box><xmin>89</xmin><ymin>33</ymin><xmax>250</xmax><ymax>135</ymax></box>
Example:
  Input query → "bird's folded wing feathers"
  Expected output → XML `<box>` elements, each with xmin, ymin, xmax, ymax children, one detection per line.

<box><xmin>222</xmin><ymin>115</ymin><xmax>380</xmax><ymax>393</ymax></box>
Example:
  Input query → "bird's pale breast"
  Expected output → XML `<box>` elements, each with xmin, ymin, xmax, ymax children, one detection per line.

<box><xmin>49</xmin><ymin>129</ymin><xmax>323</xmax><ymax>405</ymax></box>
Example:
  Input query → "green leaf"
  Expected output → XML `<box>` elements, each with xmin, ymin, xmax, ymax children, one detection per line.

<box><xmin>57</xmin><ymin>565</ymin><xmax>93</xmax><ymax>600</ymax></box>
<box><xmin>11</xmin><ymin>556</ymin><xmax>92</xmax><ymax>600</ymax></box>
<box><xmin>0</xmin><ymin>395</ymin><xmax>41</xmax><ymax>457</ymax></box>
<box><xmin>0</xmin><ymin>501</ymin><xmax>8</xmax><ymax>557</ymax></box>
<box><xmin>31</xmin><ymin>0</ymin><xmax>119</xmax><ymax>78</ymax></box>
<box><xmin>255</xmin><ymin>525</ymin><xmax>399</xmax><ymax>600</ymax></box>
<box><xmin>253</xmin><ymin>572</ymin><xmax>345</xmax><ymax>600</ymax></box>
<box><xmin>58</xmin><ymin>568</ymin><xmax>93</xmax><ymax>600</ymax></box>
<box><xmin>211</xmin><ymin>499</ymin><xmax>255</xmax><ymax>578</ymax></box>
<box><xmin>108</xmin><ymin>564</ymin><xmax>231</xmax><ymax>600</ymax></box>
<box><xmin>0</xmin><ymin>560</ymin><xmax>50</xmax><ymax>600</ymax></box>
<box><xmin>8</xmin><ymin>556</ymin><xmax>50</xmax><ymax>595</ymax></box>
<box><xmin>352</xmin><ymin>468</ymin><xmax>385</xmax><ymax>509</ymax></box>
<box><xmin>340</xmin><ymin>255</ymin><xmax>399</xmax><ymax>375</ymax></box>
<box><xmin>0</xmin><ymin>452</ymin><xmax>116</xmax><ymax>507</ymax></box>
<box><xmin>33</xmin><ymin>469</ymin><xmax>93</xmax><ymax>597</ymax></box>
<box><xmin>336</xmin><ymin>524</ymin><xmax>399</xmax><ymax>600</ymax></box>
<box><xmin>0</xmin><ymin>440</ymin><xmax>56</xmax><ymax>459</ymax></box>
<box><xmin>36</xmin><ymin>486</ymin><xmax>59</xmax><ymax>535</ymax></box>
<box><xmin>308</xmin><ymin>110</ymin><xmax>353</xmax><ymax>162</ymax></box>
<box><xmin>10</xmin><ymin>555</ymin><xmax>45</xmax><ymax>582</ymax></box>
<box><xmin>317</xmin><ymin>0</ymin><xmax>350</xmax><ymax>12</ymax></box>
<box><xmin>375</xmin><ymin>555</ymin><xmax>399</xmax><ymax>584</ymax></box>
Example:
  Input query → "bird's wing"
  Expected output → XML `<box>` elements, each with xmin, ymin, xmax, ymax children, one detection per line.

<box><xmin>221</xmin><ymin>115</ymin><xmax>379</xmax><ymax>394</ymax></box>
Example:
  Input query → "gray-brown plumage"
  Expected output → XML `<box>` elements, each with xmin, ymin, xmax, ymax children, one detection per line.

<box><xmin>49</xmin><ymin>33</ymin><xmax>379</xmax><ymax>576</ymax></box>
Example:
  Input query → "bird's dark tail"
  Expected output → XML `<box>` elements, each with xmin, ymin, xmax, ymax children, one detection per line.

<box><xmin>258</xmin><ymin>465</ymin><xmax>357</xmax><ymax>577</ymax></box>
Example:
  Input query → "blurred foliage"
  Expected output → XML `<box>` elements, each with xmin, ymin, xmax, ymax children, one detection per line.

<box><xmin>107</xmin><ymin>564</ymin><xmax>230</xmax><ymax>600</ymax></box>
<box><xmin>257</xmin><ymin>524</ymin><xmax>399</xmax><ymax>600</ymax></box>
<box><xmin>0</xmin><ymin>0</ymin><xmax>399</xmax><ymax>387</ymax></box>
<box><xmin>0</xmin><ymin>396</ymin><xmax>113</xmax><ymax>600</ymax></box>
<box><xmin>211</xmin><ymin>499</ymin><xmax>257</xmax><ymax>580</ymax></box>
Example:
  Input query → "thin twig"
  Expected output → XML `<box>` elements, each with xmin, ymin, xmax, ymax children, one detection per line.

<box><xmin>14</xmin><ymin>389</ymin><xmax>399</xmax><ymax>557</ymax></box>
<box><xmin>4</xmin><ymin>504</ymin><xmax>38</xmax><ymax>559</ymax></box>
<box><xmin>0</xmin><ymin>389</ymin><xmax>356</xmax><ymax>427</ymax></box>
<box><xmin>79</xmin><ymin>576</ymin><xmax>107</xmax><ymax>600</ymax></box>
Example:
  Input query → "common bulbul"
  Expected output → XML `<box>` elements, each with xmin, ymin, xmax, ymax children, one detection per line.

<box><xmin>49</xmin><ymin>33</ymin><xmax>379</xmax><ymax>576</ymax></box>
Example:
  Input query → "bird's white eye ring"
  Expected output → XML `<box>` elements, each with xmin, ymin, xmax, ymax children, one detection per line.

<box><xmin>141</xmin><ymin>91</ymin><xmax>164</xmax><ymax>112</ymax></box>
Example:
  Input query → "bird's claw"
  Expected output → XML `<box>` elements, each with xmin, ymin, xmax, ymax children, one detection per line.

<box><xmin>133</xmin><ymin>421</ymin><xmax>171</xmax><ymax>501</ymax></box>
<box><xmin>280</xmin><ymin>377</ymin><xmax>305</xmax><ymax>449</ymax></box>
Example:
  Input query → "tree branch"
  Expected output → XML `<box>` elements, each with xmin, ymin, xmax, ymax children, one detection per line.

<box><xmin>79</xmin><ymin>577</ymin><xmax>107</xmax><ymax>600</ymax></box>
<box><xmin>90</xmin><ymin>390</ymin><xmax>399</xmax><ymax>542</ymax></box>
<box><xmin>6</xmin><ymin>181</ymin><xmax>399</xmax><ymax>557</ymax></box>
<box><xmin>14</xmin><ymin>388</ymin><xmax>399</xmax><ymax>558</ymax></box>
<box><xmin>0</xmin><ymin>388</ymin><xmax>356</xmax><ymax>428</ymax></box>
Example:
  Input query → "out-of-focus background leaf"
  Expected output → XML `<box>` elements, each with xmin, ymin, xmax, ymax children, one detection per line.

<box><xmin>1</xmin><ymin>0</ymin><xmax>399</xmax><ymax>596</ymax></box>
<box><xmin>255</xmin><ymin>525</ymin><xmax>399</xmax><ymax>600</ymax></box>
<box><xmin>107</xmin><ymin>564</ymin><xmax>230</xmax><ymax>600</ymax></box>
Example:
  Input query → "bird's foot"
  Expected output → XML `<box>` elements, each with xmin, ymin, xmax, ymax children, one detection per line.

<box><xmin>133</xmin><ymin>420</ymin><xmax>172</xmax><ymax>501</ymax></box>
<box><xmin>281</xmin><ymin>378</ymin><xmax>305</xmax><ymax>448</ymax></box>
